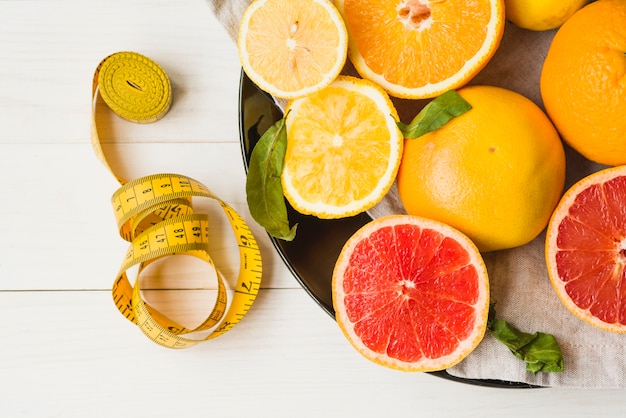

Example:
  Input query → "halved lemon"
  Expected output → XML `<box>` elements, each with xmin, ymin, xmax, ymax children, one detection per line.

<box><xmin>281</xmin><ymin>75</ymin><xmax>403</xmax><ymax>219</ymax></box>
<box><xmin>238</xmin><ymin>0</ymin><xmax>348</xmax><ymax>99</ymax></box>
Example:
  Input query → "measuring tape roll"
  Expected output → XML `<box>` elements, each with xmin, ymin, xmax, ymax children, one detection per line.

<box><xmin>92</xmin><ymin>51</ymin><xmax>262</xmax><ymax>348</ymax></box>
<box><xmin>97</xmin><ymin>51</ymin><xmax>171</xmax><ymax>123</ymax></box>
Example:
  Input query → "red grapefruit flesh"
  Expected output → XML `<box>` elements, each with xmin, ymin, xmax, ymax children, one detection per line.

<box><xmin>332</xmin><ymin>215</ymin><xmax>489</xmax><ymax>371</ymax></box>
<box><xmin>546</xmin><ymin>165</ymin><xmax>626</xmax><ymax>333</ymax></box>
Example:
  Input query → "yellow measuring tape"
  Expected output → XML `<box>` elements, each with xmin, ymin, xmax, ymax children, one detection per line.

<box><xmin>91</xmin><ymin>51</ymin><xmax>262</xmax><ymax>348</ymax></box>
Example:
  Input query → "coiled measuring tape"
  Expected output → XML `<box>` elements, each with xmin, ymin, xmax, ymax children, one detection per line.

<box><xmin>91</xmin><ymin>51</ymin><xmax>262</xmax><ymax>348</ymax></box>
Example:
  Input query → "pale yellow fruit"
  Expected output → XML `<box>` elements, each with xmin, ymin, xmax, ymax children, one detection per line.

<box><xmin>505</xmin><ymin>0</ymin><xmax>590</xmax><ymax>31</ymax></box>
<box><xmin>238</xmin><ymin>0</ymin><xmax>348</xmax><ymax>99</ymax></box>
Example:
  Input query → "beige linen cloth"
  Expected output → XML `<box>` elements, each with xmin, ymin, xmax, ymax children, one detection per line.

<box><xmin>208</xmin><ymin>0</ymin><xmax>626</xmax><ymax>388</ymax></box>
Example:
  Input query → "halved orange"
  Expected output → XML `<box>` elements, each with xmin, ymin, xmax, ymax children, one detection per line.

<box><xmin>334</xmin><ymin>0</ymin><xmax>505</xmax><ymax>99</ymax></box>
<box><xmin>546</xmin><ymin>165</ymin><xmax>626</xmax><ymax>333</ymax></box>
<box><xmin>238</xmin><ymin>0</ymin><xmax>348</xmax><ymax>99</ymax></box>
<box><xmin>332</xmin><ymin>215</ymin><xmax>490</xmax><ymax>371</ymax></box>
<box><xmin>281</xmin><ymin>75</ymin><xmax>403</xmax><ymax>219</ymax></box>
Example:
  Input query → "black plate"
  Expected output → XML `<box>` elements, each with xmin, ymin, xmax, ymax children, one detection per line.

<box><xmin>238</xmin><ymin>70</ymin><xmax>537</xmax><ymax>389</ymax></box>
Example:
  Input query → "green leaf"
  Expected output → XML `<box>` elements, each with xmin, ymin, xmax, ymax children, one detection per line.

<box><xmin>245</xmin><ymin>114</ymin><xmax>297</xmax><ymax>241</ymax></box>
<box><xmin>397</xmin><ymin>90</ymin><xmax>472</xmax><ymax>138</ymax></box>
<box><xmin>488</xmin><ymin>303</ymin><xmax>564</xmax><ymax>374</ymax></box>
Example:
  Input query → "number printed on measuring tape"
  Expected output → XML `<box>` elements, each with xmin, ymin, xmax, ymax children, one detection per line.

<box><xmin>91</xmin><ymin>51</ymin><xmax>262</xmax><ymax>348</ymax></box>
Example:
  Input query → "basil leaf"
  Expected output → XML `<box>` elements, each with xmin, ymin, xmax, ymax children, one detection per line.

<box><xmin>245</xmin><ymin>115</ymin><xmax>297</xmax><ymax>241</ymax></box>
<box><xmin>488</xmin><ymin>304</ymin><xmax>564</xmax><ymax>374</ymax></box>
<box><xmin>397</xmin><ymin>90</ymin><xmax>472</xmax><ymax>138</ymax></box>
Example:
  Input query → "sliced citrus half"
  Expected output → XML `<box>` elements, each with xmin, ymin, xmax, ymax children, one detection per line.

<box><xmin>546</xmin><ymin>165</ymin><xmax>626</xmax><ymax>333</ymax></box>
<box><xmin>334</xmin><ymin>0</ymin><xmax>505</xmax><ymax>99</ymax></box>
<box><xmin>332</xmin><ymin>215</ymin><xmax>490</xmax><ymax>371</ymax></box>
<box><xmin>238</xmin><ymin>0</ymin><xmax>348</xmax><ymax>99</ymax></box>
<box><xmin>281</xmin><ymin>75</ymin><xmax>403</xmax><ymax>219</ymax></box>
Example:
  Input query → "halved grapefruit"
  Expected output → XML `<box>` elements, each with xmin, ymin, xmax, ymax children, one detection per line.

<box><xmin>332</xmin><ymin>215</ymin><xmax>490</xmax><ymax>371</ymax></box>
<box><xmin>546</xmin><ymin>165</ymin><xmax>626</xmax><ymax>333</ymax></box>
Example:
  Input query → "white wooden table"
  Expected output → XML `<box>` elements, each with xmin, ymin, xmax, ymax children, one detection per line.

<box><xmin>0</xmin><ymin>1</ymin><xmax>623</xmax><ymax>416</ymax></box>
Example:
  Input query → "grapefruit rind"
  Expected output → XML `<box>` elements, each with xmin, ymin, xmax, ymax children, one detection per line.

<box><xmin>332</xmin><ymin>215</ymin><xmax>490</xmax><ymax>372</ymax></box>
<box><xmin>546</xmin><ymin>165</ymin><xmax>626</xmax><ymax>334</ymax></box>
<box><xmin>281</xmin><ymin>76</ymin><xmax>404</xmax><ymax>219</ymax></box>
<box><xmin>238</xmin><ymin>0</ymin><xmax>348</xmax><ymax>100</ymax></box>
<box><xmin>334</xmin><ymin>0</ymin><xmax>505</xmax><ymax>99</ymax></box>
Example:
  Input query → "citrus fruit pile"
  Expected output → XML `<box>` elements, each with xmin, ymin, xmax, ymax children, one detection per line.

<box><xmin>239</xmin><ymin>0</ymin><xmax>505</xmax><ymax>101</ymax></box>
<box><xmin>238</xmin><ymin>0</ymin><xmax>626</xmax><ymax>371</ymax></box>
<box><xmin>541</xmin><ymin>0</ymin><xmax>626</xmax><ymax>334</ymax></box>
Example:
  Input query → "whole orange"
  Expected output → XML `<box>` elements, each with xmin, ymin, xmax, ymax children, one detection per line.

<box><xmin>540</xmin><ymin>0</ymin><xmax>626</xmax><ymax>166</ymax></box>
<box><xmin>397</xmin><ymin>85</ymin><xmax>566</xmax><ymax>252</ymax></box>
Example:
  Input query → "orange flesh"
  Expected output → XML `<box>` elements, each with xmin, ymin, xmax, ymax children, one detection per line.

<box><xmin>342</xmin><ymin>0</ymin><xmax>492</xmax><ymax>88</ymax></box>
<box><xmin>555</xmin><ymin>176</ymin><xmax>626</xmax><ymax>325</ymax></box>
<box><xmin>342</xmin><ymin>224</ymin><xmax>479</xmax><ymax>362</ymax></box>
